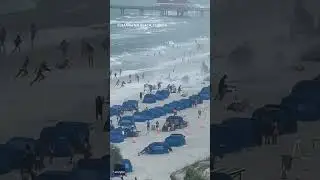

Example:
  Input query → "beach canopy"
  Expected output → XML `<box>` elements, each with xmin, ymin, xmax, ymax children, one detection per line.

<box><xmin>281</xmin><ymin>95</ymin><xmax>320</xmax><ymax>121</ymax></box>
<box><xmin>122</xmin><ymin>159</ymin><xmax>133</xmax><ymax>173</ymax></box>
<box><xmin>164</xmin><ymin>134</ymin><xmax>186</xmax><ymax>147</ymax></box>
<box><xmin>110</xmin><ymin>105</ymin><xmax>122</xmax><ymax>116</ymax></box>
<box><xmin>122</xmin><ymin>100</ymin><xmax>138</xmax><ymax>111</ymax></box>
<box><xmin>133</xmin><ymin>111</ymin><xmax>153</xmax><ymax>122</ymax></box>
<box><xmin>110</xmin><ymin>128</ymin><xmax>126</xmax><ymax>143</ymax></box>
<box><xmin>155</xmin><ymin>90</ymin><xmax>170</xmax><ymax>100</ymax></box>
<box><xmin>143</xmin><ymin>94</ymin><xmax>157</xmax><ymax>104</ymax></box>
<box><xmin>142</xmin><ymin>142</ymin><xmax>171</xmax><ymax>155</ymax></box>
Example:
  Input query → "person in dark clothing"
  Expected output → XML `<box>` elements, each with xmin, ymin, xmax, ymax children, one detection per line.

<box><xmin>198</xmin><ymin>109</ymin><xmax>202</xmax><ymax>118</ymax></box>
<box><xmin>21</xmin><ymin>144</ymin><xmax>35</xmax><ymax>180</ymax></box>
<box><xmin>139</xmin><ymin>92</ymin><xmax>143</xmax><ymax>100</ymax></box>
<box><xmin>96</xmin><ymin>96</ymin><xmax>103</xmax><ymax>121</ymax></box>
<box><xmin>0</xmin><ymin>26</ymin><xmax>6</xmax><ymax>53</ymax></box>
<box><xmin>59</xmin><ymin>39</ymin><xmax>69</xmax><ymax>57</ymax></box>
<box><xmin>83</xmin><ymin>138</ymin><xmax>92</xmax><ymax>159</ymax></box>
<box><xmin>272</xmin><ymin>121</ymin><xmax>279</xmax><ymax>145</ymax></box>
<box><xmin>178</xmin><ymin>85</ymin><xmax>181</xmax><ymax>93</ymax></box>
<box><xmin>146</xmin><ymin>120</ymin><xmax>150</xmax><ymax>132</ymax></box>
<box><xmin>281</xmin><ymin>155</ymin><xmax>293</xmax><ymax>179</ymax></box>
<box><xmin>114</xmin><ymin>72</ymin><xmax>117</xmax><ymax>78</ymax></box>
<box><xmin>30</xmin><ymin>61</ymin><xmax>51</xmax><ymax>86</ymax></box>
<box><xmin>30</xmin><ymin>23</ymin><xmax>37</xmax><ymax>49</ymax></box>
<box><xmin>86</xmin><ymin>42</ymin><xmax>94</xmax><ymax>68</ymax></box>
<box><xmin>56</xmin><ymin>57</ymin><xmax>71</xmax><ymax>69</ymax></box>
<box><xmin>216</xmin><ymin>74</ymin><xmax>228</xmax><ymax>101</ymax></box>
<box><xmin>15</xmin><ymin>56</ymin><xmax>30</xmax><ymax>78</ymax></box>
<box><xmin>121</xmin><ymin>81</ymin><xmax>126</xmax><ymax>87</ymax></box>
<box><xmin>11</xmin><ymin>33</ymin><xmax>22</xmax><ymax>54</ymax></box>
<box><xmin>155</xmin><ymin>121</ymin><xmax>159</xmax><ymax>131</ymax></box>
<box><xmin>116</xmin><ymin>79</ymin><xmax>120</xmax><ymax>86</ymax></box>
<box><xmin>157</xmin><ymin>82</ymin><xmax>161</xmax><ymax>90</ymax></box>
<box><xmin>102</xmin><ymin>37</ymin><xmax>109</xmax><ymax>52</ymax></box>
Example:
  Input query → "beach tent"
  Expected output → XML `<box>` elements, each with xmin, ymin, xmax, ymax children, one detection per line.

<box><xmin>140</xmin><ymin>142</ymin><xmax>172</xmax><ymax>155</ymax></box>
<box><xmin>0</xmin><ymin>144</ymin><xmax>25</xmax><ymax>174</ymax></box>
<box><xmin>169</xmin><ymin>101</ymin><xmax>185</xmax><ymax>111</ymax></box>
<box><xmin>164</xmin><ymin>134</ymin><xmax>186</xmax><ymax>147</ymax></box>
<box><xmin>51</xmin><ymin>137</ymin><xmax>74</xmax><ymax>157</ymax></box>
<box><xmin>281</xmin><ymin>95</ymin><xmax>320</xmax><ymax>121</ymax></box>
<box><xmin>252</xmin><ymin>104</ymin><xmax>297</xmax><ymax>135</ymax></box>
<box><xmin>56</xmin><ymin>121</ymin><xmax>90</xmax><ymax>147</ymax></box>
<box><xmin>165</xmin><ymin>116</ymin><xmax>188</xmax><ymax>129</ymax></box>
<box><xmin>133</xmin><ymin>111</ymin><xmax>153</xmax><ymax>122</ymax></box>
<box><xmin>178</xmin><ymin>99</ymin><xmax>193</xmax><ymax>109</ymax></box>
<box><xmin>54</xmin><ymin>125</ymin><xmax>86</xmax><ymax>153</ymax></box>
<box><xmin>110</xmin><ymin>105</ymin><xmax>122</xmax><ymax>116</ymax></box>
<box><xmin>72</xmin><ymin>159</ymin><xmax>109</xmax><ymax>180</ymax></box>
<box><xmin>155</xmin><ymin>90</ymin><xmax>170</xmax><ymax>100</ymax></box>
<box><xmin>210</xmin><ymin>124</ymin><xmax>226</xmax><ymax>158</ymax></box>
<box><xmin>143</xmin><ymin>110</ymin><xmax>158</xmax><ymax>119</ymax></box>
<box><xmin>118</xmin><ymin>116</ymin><xmax>135</xmax><ymax>127</ymax></box>
<box><xmin>154</xmin><ymin>106</ymin><xmax>167</xmax><ymax>116</ymax></box>
<box><xmin>148</xmin><ymin>108</ymin><xmax>162</xmax><ymax>118</ymax></box>
<box><xmin>163</xmin><ymin>104</ymin><xmax>176</xmax><ymax>114</ymax></box>
<box><xmin>36</xmin><ymin>171</ymin><xmax>72</xmax><ymax>180</ymax></box>
<box><xmin>122</xmin><ymin>159</ymin><xmax>133</xmax><ymax>173</ymax></box>
<box><xmin>199</xmin><ymin>86</ymin><xmax>210</xmax><ymax>100</ymax></box>
<box><xmin>110</xmin><ymin>128</ymin><xmax>126</xmax><ymax>143</ymax></box>
<box><xmin>6</xmin><ymin>137</ymin><xmax>36</xmax><ymax>152</ymax></box>
<box><xmin>122</xmin><ymin>100</ymin><xmax>138</xmax><ymax>111</ymax></box>
<box><xmin>221</xmin><ymin>118</ymin><xmax>257</xmax><ymax>153</ymax></box>
<box><xmin>189</xmin><ymin>94</ymin><xmax>203</xmax><ymax>104</ymax></box>
<box><xmin>212</xmin><ymin>172</ymin><xmax>233</xmax><ymax>180</ymax></box>
<box><xmin>290</xmin><ymin>80</ymin><xmax>320</xmax><ymax>102</ymax></box>
<box><xmin>143</xmin><ymin>94</ymin><xmax>157</xmax><ymax>104</ymax></box>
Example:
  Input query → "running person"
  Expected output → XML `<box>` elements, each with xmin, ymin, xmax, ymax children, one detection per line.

<box><xmin>11</xmin><ymin>33</ymin><xmax>22</xmax><ymax>54</ymax></box>
<box><xmin>15</xmin><ymin>56</ymin><xmax>30</xmax><ymax>78</ymax></box>
<box><xmin>30</xmin><ymin>23</ymin><xmax>37</xmax><ymax>49</ymax></box>
<box><xmin>30</xmin><ymin>61</ymin><xmax>51</xmax><ymax>86</ymax></box>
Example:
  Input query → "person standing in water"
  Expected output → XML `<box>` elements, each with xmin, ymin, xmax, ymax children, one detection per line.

<box><xmin>30</xmin><ymin>23</ymin><xmax>38</xmax><ymax>49</ymax></box>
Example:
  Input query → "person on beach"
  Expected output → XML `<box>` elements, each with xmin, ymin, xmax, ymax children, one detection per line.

<box><xmin>30</xmin><ymin>61</ymin><xmax>51</xmax><ymax>86</ymax></box>
<box><xmin>102</xmin><ymin>36</ymin><xmax>109</xmax><ymax>52</ymax></box>
<box><xmin>56</xmin><ymin>57</ymin><xmax>71</xmax><ymax>69</ymax></box>
<box><xmin>216</xmin><ymin>74</ymin><xmax>228</xmax><ymax>101</ymax></box>
<box><xmin>121</xmin><ymin>81</ymin><xmax>126</xmax><ymax>87</ymax></box>
<box><xmin>81</xmin><ymin>39</ymin><xmax>87</xmax><ymax>57</ymax></box>
<box><xmin>12</xmin><ymin>33</ymin><xmax>22</xmax><ymax>54</ymax></box>
<box><xmin>15</xmin><ymin>56</ymin><xmax>30</xmax><ymax>78</ymax></box>
<box><xmin>272</xmin><ymin>121</ymin><xmax>279</xmax><ymax>144</ymax></box>
<box><xmin>280</xmin><ymin>155</ymin><xmax>292</xmax><ymax>179</ymax></box>
<box><xmin>0</xmin><ymin>26</ymin><xmax>7</xmax><ymax>53</ymax></box>
<box><xmin>139</xmin><ymin>92</ymin><xmax>143</xmax><ymax>100</ymax></box>
<box><xmin>114</xmin><ymin>72</ymin><xmax>117</xmax><ymax>78</ymax></box>
<box><xmin>59</xmin><ymin>39</ymin><xmax>69</xmax><ymax>57</ymax></box>
<box><xmin>198</xmin><ymin>109</ymin><xmax>202</xmax><ymax>118</ymax></box>
<box><xmin>30</xmin><ymin>23</ymin><xmax>37</xmax><ymax>49</ymax></box>
<box><xmin>96</xmin><ymin>96</ymin><xmax>104</xmax><ymax>121</ymax></box>
<box><xmin>155</xmin><ymin>121</ymin><xmax>160</xmax><ymax>132</ymax></box>
<box><xmin>178</xmin><ymin>85</ymin><xmax>182</xmax><ymax>93</ymax></box>
<box><xmin>116</xmin><ymin>79</ymin><xmax>120</xmax><ymax>86</ymax></box>
<box><xmin>86</xmin><ymin>42</ymin><xmax>95</xmax><ymax>68</ymax></box>
<box><xmin>157</xmin><ymin>82</ymin><xmax>161</xmax><ymax>90</ymax></box>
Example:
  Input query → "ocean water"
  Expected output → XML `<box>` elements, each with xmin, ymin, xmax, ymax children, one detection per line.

<box><xmin>110</xmin><ymin>0</ymin><xmax>210</xmax><ymax>103</ymax></box>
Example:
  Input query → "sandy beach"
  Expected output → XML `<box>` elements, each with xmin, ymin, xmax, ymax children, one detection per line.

<box><xmin>212</xmin><ymin>0</ymin><xmax>320</xmax><ymax>179</ymax></box>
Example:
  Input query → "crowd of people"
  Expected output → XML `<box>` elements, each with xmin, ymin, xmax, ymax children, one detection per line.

<box><xmin>0</xmin><ymin>24</ymin><xmax>109</xmax><ymax>86</ymax></box>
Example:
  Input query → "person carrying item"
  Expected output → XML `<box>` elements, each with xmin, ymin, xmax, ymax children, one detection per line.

<box><xmin>15</xmin><ymin>56</ymin><xmax>30</xmax><ymax>78</ymax></box>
